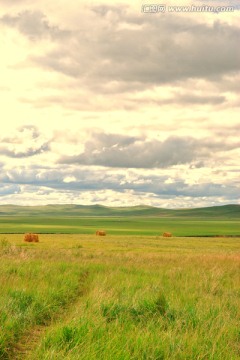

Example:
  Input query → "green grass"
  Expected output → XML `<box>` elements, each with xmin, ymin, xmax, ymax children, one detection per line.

<box><xmin>0</xmin><ymin>234</ymin><xmax>239</xmax><ymax>359</ymax></box>
<box><xmin>0</xmin><ymin>237</ymin><xmax>91</xmax><ymax>359</ymax></box>
<box><xmin>0</xmin><ymin>216</ymin><xmax>239</xmax><ymax>236</ymax></box>
<box><xmin>0</xmin><ymin>204</ymin><xmax>239</xmax><ymax>236</ymax></box>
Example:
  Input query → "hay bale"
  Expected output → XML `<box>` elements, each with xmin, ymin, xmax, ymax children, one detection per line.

<box><xmin>24</xmin><ymin>233</ymin><xmax>39</xmax><ymax>242</ymax></box>
<box><xmin>32</xmin><ymin>234</ymin><xmax>39</xmax><ymax>242</ymax></box>
<box><xmin>96</xmin><ymin>230</ymin><xmax>106</xmax><ymax>236</ymax></box>
<box><xmin>163</xmin><ymin>232</ymin><xmax>172</xmax><ymax>237</ymax></box>
<box><xmin>24</xmin><ymin>233</ymin><xmax>32</xmax><ymax>242</ymax></box>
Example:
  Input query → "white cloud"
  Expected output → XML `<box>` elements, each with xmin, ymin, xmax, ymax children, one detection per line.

<box><xmin>63</xmin><ymin>176</ymin><xmax>77</xmax><ymax>183</ymax></box>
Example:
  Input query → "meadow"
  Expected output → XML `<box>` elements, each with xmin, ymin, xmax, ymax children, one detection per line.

<box><xmin>0</xmin><ymin>204</ymin><xmax>239</xmax><ymax>237</ymax></box>
<box><xmin>0</xmin><ymin>216</ymin><xmax>240</xmax><ymax>236</ymax></box>
<box><xmin>0</xmin><ymin>233</ymin><xmax>239</xmax><ymax>359</ymax></box>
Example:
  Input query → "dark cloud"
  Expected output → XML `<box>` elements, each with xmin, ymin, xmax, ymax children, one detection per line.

<box><xmin>0</xmin><ymin>10</ymin><xmax>68</xmax><ymax>40</ymax></box>
<box><xmin>59</xmin><ymin>133</ymin><xmax>239</xmax><ymax>169</ymax></box>
<box><xmin>29</xmin><ymin>6</ymin><xmax>240</xmax><ymax>90</ymax></box>
<box><xmin>2</xmin><ymin>5</ymin><xmax>239</xmax><ymax>109</ymax></box>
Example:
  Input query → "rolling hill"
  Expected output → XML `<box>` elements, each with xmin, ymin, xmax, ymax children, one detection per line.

<box><xmin>0</xmin><ymin>204</ymin><xmax>239</xmax><ymax>218</ymax></box>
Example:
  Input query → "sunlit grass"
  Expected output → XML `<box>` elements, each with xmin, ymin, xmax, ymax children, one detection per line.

<box><xmin>0</xmin><ymin>234</ymin><xmax>239</xmax><ymax>359</ymax></box>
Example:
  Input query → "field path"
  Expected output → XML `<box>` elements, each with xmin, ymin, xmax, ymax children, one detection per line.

<box><xmin>10</xmin><ymin>271</ymin><xmax>90</xmax><ymax>360</ymax></box>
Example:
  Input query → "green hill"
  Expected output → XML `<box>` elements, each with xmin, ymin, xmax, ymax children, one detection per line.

<box><xmin>0</xmin><ymin>204</ymin><xmax>239</xmax><ymax>218</ymax></box>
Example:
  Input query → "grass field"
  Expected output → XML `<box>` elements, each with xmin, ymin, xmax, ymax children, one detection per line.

<box><xmin>0</xmin><ymin>216</ymin><xmax>240</xmax><ymax>236</ymax></box>
<box><xmin>0</xmin><ymin>204</ymin><xmax>239</xmax><ymax>237</ymax></box>
<box><xmin>0</xmin><ymin>233</ymin><xmax>239</xmax><ymax>359</ymax></box>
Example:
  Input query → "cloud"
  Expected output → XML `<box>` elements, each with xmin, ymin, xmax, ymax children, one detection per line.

<box><xmin>0</xmin><ymin>184</ymin><xmax>20</xmax><ymax>196</ymax></box>
<box><xmin>0</xmin><ymin>10</ymin><xmax>68</xmax><ymax>40</ymax></box>
<box><xmin>1</xmin><ymin>164</ymin><xmax>239</xmax><ymax>204</ymax></box>
<box><xmin>171</xmin><ymin>94</ymin><xmax>226</xmax><ymax>105</ymax></box>
<box><xmin>28</xmin><ymin>6</ymin><xmax>240</xmax><ymax>91</ymax></box>
<box><xmin>0</xmin><ymin>183</ymin><xmax>238</xmax><ymax>207</ymax></box>
<box><xmin>0</xmin><ymin>126</ymin><xmax>50</xmax><ymax>158</ymax></box>
<box><xmin>20</xmin><ymin>87</ymin><xmax>228</xmax><ymax>112</ymax></box>
<box><xmin>59</xmin><ymin>132</ymin><xmax>239</xmax><ymax>169</ymax></box>
<box><xmin>0</xmin><ymin>2</ymin><xmax>239</xmax><ymax>208</ymax></box>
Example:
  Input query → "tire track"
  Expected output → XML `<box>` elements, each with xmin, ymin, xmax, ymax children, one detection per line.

<box><xmin>9</xmin><ymin>271</ymin><xmax>90</xmax><ymax>360</ymax></box>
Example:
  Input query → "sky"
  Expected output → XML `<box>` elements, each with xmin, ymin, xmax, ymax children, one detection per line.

<box><xmin>0</xmin><ymin>0</ymin><xmax>239</xmax><ymax>208</ymax></box>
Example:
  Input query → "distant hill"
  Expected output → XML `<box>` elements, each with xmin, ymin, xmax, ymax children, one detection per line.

<box><xmin>0</xmin><ymin>204</ymin><xmax>239</xmax><ymax>218</ymax></box>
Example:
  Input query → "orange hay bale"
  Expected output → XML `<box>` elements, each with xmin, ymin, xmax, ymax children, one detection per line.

<box><xmin>24</xmin><ymin>233</ymin><xmax>32</xmax><ymax>242</ymax></box>
<box><xmin>24</xmin><ymin>233</ymin><xmax>39</xmax><ymax>242</ymax></box>
<box><xmin>96</xmin><ymin>230</ymin><xmax>106</xmax><ymax>236</ymax></box>
<box><xmin>163</xmin><ymin>232</ymin><xmax>172</xmax><ymax>237</ymax></box>
<box><xmin>32</xmin><ymin>234</ymin><xmax>39</xmax><ymax>242</ymax></box>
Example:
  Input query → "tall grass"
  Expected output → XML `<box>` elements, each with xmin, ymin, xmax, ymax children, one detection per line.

<box><xmin>0</xmin><ymin>238</ymin><xmax>89</xmax><ymax>359</ymax></box>
<box><xmin>0</xmin><ymin>234</ymin><xmax>239</xmax><ymax>359</ymax></box>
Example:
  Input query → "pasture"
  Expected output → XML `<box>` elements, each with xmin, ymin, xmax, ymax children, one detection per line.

<box><xmin>0</xmin><ymin>204</ymin><xmax>239</xmax><ymax>237</ymax></box>
<box><xmin>0</xmin><ymin>216</ymin><xmax>240</xmax><ymax>236</ymax></box>
<box><xmin>0</xmin><ymin>233</ymin><xmax>239</xmax><ymax>359</ymax></box>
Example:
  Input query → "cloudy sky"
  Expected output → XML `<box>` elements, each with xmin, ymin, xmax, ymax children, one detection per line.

<box><xmin>0</xmin><ymin>0</ymin><xmax>239</xmax><ymax>208</ymax></box>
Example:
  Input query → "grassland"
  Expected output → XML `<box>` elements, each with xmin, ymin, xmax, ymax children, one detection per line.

<box><xmin>0</xmin><ymin>204</ymin><xmax>239</xmax><ymax>236</ymax></box>
<box><xmin>0</xmin><ymin>233</ymin><xmax>239</xmax><ymax>359</ymax></box>
<box><xmin>0</xmin><ymin>217</ymin><xmax>239</xmax><ymax>236</ymax></box>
